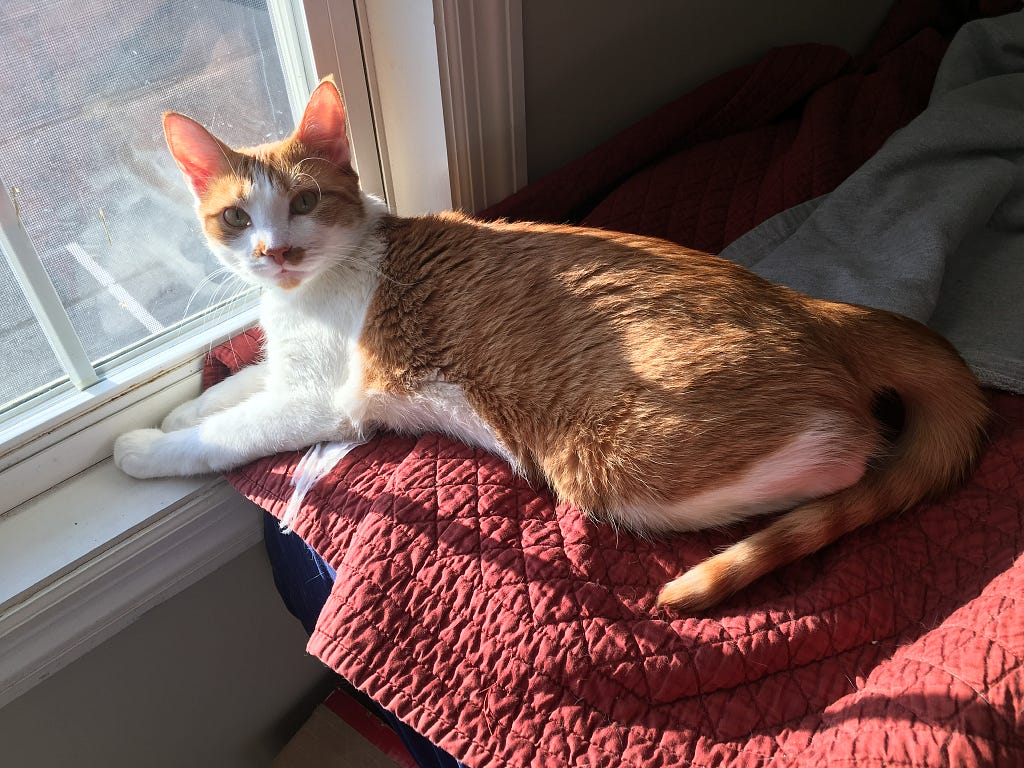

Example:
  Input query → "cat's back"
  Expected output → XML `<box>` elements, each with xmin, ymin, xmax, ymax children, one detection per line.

<box><xmin>365</xmin><ymin>210</ymin><xmax>852</xmax><ymax>414</ymax></box>
<box><xmin>371</xmin><ymin>211</ymin><xmax>820</xmax><ymax>366</ymax></box>
<box><xmin>374</xmin><ymin>211</ymin><xmax>791</xmax><ymax>322</ymax></box>
<box><xmin>380</xmin><ymin>210</ymin><xmax>727</xmax><ymax>279</ymax></box>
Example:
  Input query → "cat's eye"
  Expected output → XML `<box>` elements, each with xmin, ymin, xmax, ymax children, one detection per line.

<box><xmin>290</xmin><ymin>190</ymin><xmax>320</xmax><ymax>215</ymax></box>
<box><xmin>222</xmin><ymin>207</ymin><xmax>251</xmax><ymax>228</ymax></box>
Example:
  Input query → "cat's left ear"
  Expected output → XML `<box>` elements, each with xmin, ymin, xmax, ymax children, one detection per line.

<box><xmin>295</xmin><ymin>77</ymin><xmax>351</xmax><ymax>168</ymax></box>
<box><xmin>163</xmin><ymin>112</ymin><xmax>237</xmax><ymax>198</ymax></box>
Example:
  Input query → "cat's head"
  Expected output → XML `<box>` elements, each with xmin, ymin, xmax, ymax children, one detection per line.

<box><xmin>163</xmin><ymin>78</ymin><xmax>366</xmax><ymax>291</ymax></box>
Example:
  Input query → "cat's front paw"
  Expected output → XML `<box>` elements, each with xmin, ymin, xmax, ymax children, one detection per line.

<box><xmin>161</xmin><ymin>398</ymin><xmax>205</xmax><ymax>431</ymax></box>
<box><xmin>114</xmin><ymin>429</ymin><xmax>173</xmax><ymax>479</ymax></box>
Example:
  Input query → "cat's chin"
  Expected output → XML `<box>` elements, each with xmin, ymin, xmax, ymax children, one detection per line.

<box><xmin>244</xmin><ymin>265</ymin><xmax>314</xmax><ymax>291</ymax></box>
<box><xmin>261</xmin><ymin>273</ymin><xmax>308</xmax><ymax>291</ymax></box>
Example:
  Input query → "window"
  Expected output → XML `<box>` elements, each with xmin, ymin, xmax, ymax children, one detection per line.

<box><xmin>0</xmin><ymin>0</ymin><xmax>382</xmax><ymax>513</ymax></box>
<box><xmin>0</xmin><ymin>0</ymin><xmax>523</xmax><ymax>710</ymax></box>
<box><xmin>0</xmin><ymin>0</ymin><xmax>385</xmax><ymax>708</ymax></box>
<box><xmin>0</xmin><ymin>0</ymin><xmax>298</xmax><ymax>418</ymax></box>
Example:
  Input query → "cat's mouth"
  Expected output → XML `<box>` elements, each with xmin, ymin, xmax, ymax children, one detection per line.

<box><xmin>266</xmin><ymin>264</ymin><xmax>308</xmax><ymax>290</ymax></box>
<box><xmin>249</xmin><ymin>251</ymin><xmax>314</xmax><ymax>289</ymax></box>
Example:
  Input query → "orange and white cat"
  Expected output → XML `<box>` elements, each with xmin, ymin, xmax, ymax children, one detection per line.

<box><xmin>114</xmin><ymin>79</ymin><xmax>989</xmax><ymax>611</ymax></box>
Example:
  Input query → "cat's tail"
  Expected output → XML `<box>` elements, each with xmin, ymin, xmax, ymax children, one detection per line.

<box><xmin>657</xmin><ymin>308</ymin><xmax>990</xmax><ymax>612</ymax></box>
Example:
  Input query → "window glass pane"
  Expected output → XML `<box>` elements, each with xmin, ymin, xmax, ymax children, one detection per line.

<box><xmin>0</xmin><ymin>0</ymin><xmax>293</xmax><ymax>375</ymax></box>
<box><xmin>0</xmin><ymin>251</ymin><xmax>66</xmax><ymax>409</ymax></box>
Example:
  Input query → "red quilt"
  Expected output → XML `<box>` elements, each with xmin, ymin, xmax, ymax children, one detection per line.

<box><xmin>208</xmin><ymin>2</ymin><xmax>1024</xmax><ymax>765</ymax></box>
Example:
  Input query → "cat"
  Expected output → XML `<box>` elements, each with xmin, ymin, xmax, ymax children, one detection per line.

<box><xmin>114</xmin><ymin>78</ymin><xmax>990</xmax><ymax>611</ymax></box>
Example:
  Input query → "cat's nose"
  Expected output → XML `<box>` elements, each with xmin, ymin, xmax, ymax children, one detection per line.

<box><xmin>263</xmin><ymin>245</ymin><xmax>293</xmax><ymax>266</ymax></box>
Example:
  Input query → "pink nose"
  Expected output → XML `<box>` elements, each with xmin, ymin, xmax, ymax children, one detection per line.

<box><xmin>263</xmin><ymin>245</ymin><xmax>293</xmax><ymax>266</ymax></box>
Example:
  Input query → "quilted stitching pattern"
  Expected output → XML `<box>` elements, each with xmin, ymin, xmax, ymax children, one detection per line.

<box><xmin>222</xmin><ymin>394</ymin><xmax>1023</xmax><ymax>767</ymax></box>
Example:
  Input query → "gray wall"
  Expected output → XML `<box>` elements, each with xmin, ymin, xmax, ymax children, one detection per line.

<box><xmin>523</xmin><ymin>0</ymin><xmax>895</xmax><ymax>180</ymax></box>
<box><xmin>0</xmin><ymin>544</ymin><xmax>336</xmax><ymax>768</ymax></box>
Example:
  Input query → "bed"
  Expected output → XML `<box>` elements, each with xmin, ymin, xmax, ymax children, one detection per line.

<box><xmin>206</xmin><ymin>2</ymin><xmax>1024</xmax><ymax>765</ymax></box>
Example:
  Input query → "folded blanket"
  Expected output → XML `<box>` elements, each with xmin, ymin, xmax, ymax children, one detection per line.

<box><xmin>722</xmin><ymin>12</ymin><xmax>1024</xmax><ymax>393</ymax></box>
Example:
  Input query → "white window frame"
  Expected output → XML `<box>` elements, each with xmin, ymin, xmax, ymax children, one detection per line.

<box><xmin>0</xmin><ymin>0</ymin><xmax>525</xmax><ymax>709</ymax></box>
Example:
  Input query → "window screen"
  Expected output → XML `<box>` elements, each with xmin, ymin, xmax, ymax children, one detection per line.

<box><xmin>0</xmin><ymin>0</ymin><xmax>294</xmax><ymax>408</ymax></box>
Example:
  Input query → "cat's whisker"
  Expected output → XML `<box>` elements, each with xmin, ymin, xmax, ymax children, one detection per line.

<box><xmin>193</xmin><ymin>272</ymin><xmax>249</xmax><ymax>339</ymax></box>
<box><xmin>210</xmin><ymin>278</ymin><xmax>251</xmax><ymax>329</ymax></box>
<box><xmin>294</xmin><ymin>155</ymin><xmax>347</xmax><ymax>174</ymax></box>
<box><xmin>182</xmin><ymin>266</ymin><xmax>233</xmax><ymax>321</ymax></box>
<box><xmin>197</xmin><ymin>270</ymin><xmax>235</xmax><ymax>315</ymax></box>
<box><xmin>289</xmin><ymin>170</ymin><xmax>322</xmax><ymax>197</ymax></box>
<box><xmin>216</xmin><ymin>142</ymin><xmax>240</xmax><ymax>178</ymax></box>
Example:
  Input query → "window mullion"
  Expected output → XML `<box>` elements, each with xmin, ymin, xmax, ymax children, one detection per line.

<box><xmin>0</xmin><ymin>185</ymin><xmax>99</xmax><ymax>391</ymax></box>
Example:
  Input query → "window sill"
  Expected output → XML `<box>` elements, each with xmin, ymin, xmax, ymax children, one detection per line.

<box><xmin>0</xmin><ymin>458</ymin><xmax>262</xmax><ymax>709</ymax></box>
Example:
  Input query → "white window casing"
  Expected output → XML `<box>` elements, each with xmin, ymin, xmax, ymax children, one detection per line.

<box><xmin>300</xmin><ymin>0</ymin><xmax>388</xmax><ymax>202</ymax></box>
<box><xmin>0</xmin><ymin>469</ymin><xmax>261</xmax><ymax>708</ymax></box>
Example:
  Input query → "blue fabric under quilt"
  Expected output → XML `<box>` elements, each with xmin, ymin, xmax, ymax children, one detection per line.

<box><xmin>262</xmin><ymin>512</ymin><xmax>466</xmax><ymax>768</ymax></box>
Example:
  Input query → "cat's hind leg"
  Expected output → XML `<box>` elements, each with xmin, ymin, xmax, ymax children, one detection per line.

<box><xmin>632</xmin><ymin>418</ymin><xmax>876</xmax><ymax>611</ymax></box>
<box><xmin>613</xmin><ymin>417</ymin><xmax>873</xmax><ymax>533</ymax></box>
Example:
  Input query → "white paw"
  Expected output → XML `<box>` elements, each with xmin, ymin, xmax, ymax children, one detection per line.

<box><xmin>114</xmin><ymin>428</ymin><xmax>171</xmax><ymax>479</ymax></box>
<box><xmin>161</xmin><ymin>399</ymin><xmax>205</xmax><ymax>431</ymax></box>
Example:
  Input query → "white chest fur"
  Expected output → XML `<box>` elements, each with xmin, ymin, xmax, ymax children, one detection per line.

<box><xmin>259</xmin><ymin>258</ymin><xmax>377</xmax><ymax>427</ymax></box>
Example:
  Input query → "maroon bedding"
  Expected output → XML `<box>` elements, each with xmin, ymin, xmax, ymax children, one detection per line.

<box><xmin>206</xmin><ymin>2</ymin><xmax>1024</xmax><ymax>765</ymax></box>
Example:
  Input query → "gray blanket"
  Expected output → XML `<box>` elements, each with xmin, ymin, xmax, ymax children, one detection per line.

<box><xmin>721</xmin><ymin>12</ymin><xmax>1024</xmax><ymax>394</ymax></box>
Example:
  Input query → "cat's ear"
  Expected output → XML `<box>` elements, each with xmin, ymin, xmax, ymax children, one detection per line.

<box><xmin>162</xmin><ymin>112</ymin><xmax>236</xmax><ymax>197</ymax></box>
<box><xmin>295</xmin><ymin>77</ymin><xmax>351</xmax><ymax>168</ymax></box>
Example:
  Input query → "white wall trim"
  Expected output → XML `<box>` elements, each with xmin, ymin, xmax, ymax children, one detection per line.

<box><xmin>433</xmin><ymin>0</ymin><xmax>528</xmax><ymax>213</ymax></box>
<box><xmin>349</xmin><ymin>0</ymin><xmax>398</xmax><ymax>209</ymax></box>
<box><xmin>0</xmin><ymin>468</ymin><xmax>262</xmax><ymax>709</ymax></box>
<box><xmin>300</xmin><ymin>0</ymin><xmax>388</xmax><ymax>202</ymax></box>
<box><xmin>303</xmin><ymin>0</ymin><xmax>527</xmax><ymax>215</ymax></box>
<box><xmin>354</xmin><ymin>0</ymin><xmax>455</xmax><ymax>216</ymax></box>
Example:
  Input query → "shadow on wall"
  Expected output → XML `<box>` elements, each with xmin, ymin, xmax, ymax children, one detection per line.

<box><xmin>522</xmin><ymin>0</ymin><xmax>895</xmax><ymax>179</ymax></box>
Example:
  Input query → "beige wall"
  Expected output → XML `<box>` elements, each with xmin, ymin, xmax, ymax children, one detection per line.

<box><xmin>0</xmin><ymin>544</ymin><xmax>336</xmax><ymax>768</ymax></box>
<box><xmin>523</xmin><ymin>0</ymin><xmax>895</xmax><ymax>180</ymax></box>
